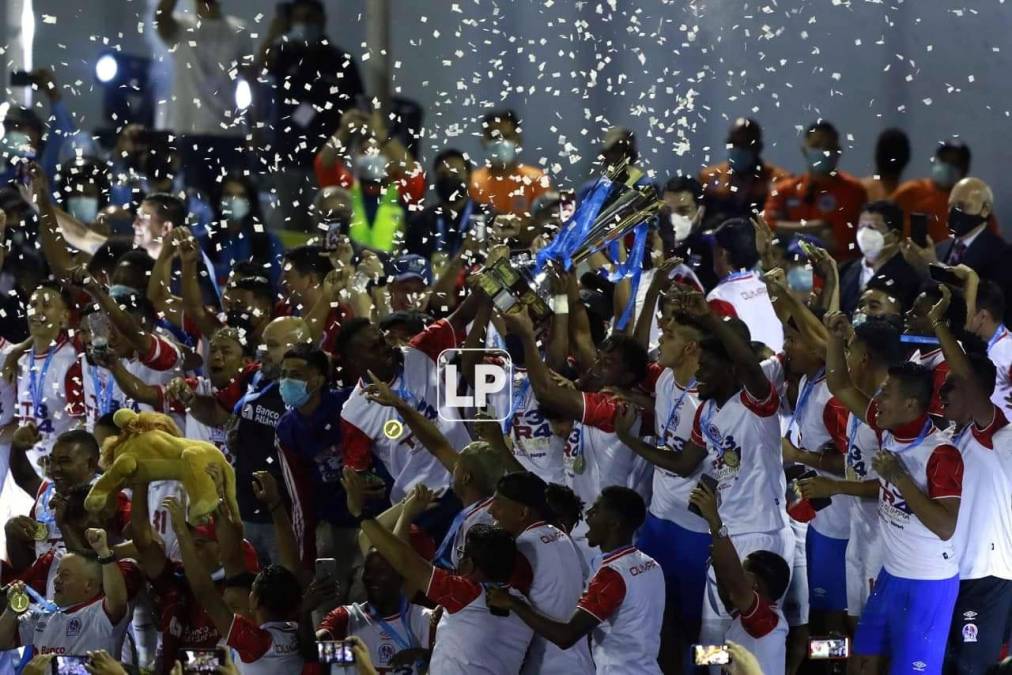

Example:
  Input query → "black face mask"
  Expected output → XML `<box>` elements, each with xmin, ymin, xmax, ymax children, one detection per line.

<box><xmin>948</xmin><ymin>207</ymin><xmax>985</xmax><ymax>237</ymax></box>
<box><xmin>435</xmin><ymin>176</ymin><xmax>468</xmax><ymax>203</ymax></box>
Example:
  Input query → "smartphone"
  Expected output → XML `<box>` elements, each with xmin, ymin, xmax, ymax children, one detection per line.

<box><xmin>85</xmin><ymin>311</ymin><xmax>112</xmax><ymax>356</ymax></box>
<box><xmin>52</xmin><ymin>656</ymin><xmax>90</xmax><ymax>675</ymax></box>
<box><xmin>928</xmin><ymin>263</ymin><xmax>963</xmax><ymax>287</ymax></box>
<box><xmin>809</xmin><ymin>637</ymin><xmax>850</xmax><ymax>660</ymax></box>
<box><xmin>179</xmin><ymin>648</ymin><xmax>225</xmax><ymax>673</ymax></box>
<box><xmin>10</xmin><ymin>70</ymin><xmax>33</xmax><ymax>87</ymax></box>
<box><xmin>315</xmin><ymin>557</ymin><xmax>338</xmax><ymax>581</ymax></box>
<box><xmin>688</xmin><ymin>475</ymin><xmax>719</xmax><ymax>517</ymax></box>
<box><xmin>910</xmin><ymin>212</ymin><xmax>929</xmax><ymax>248</ymax></box>
<box><xmin>317</xmin><ymin>640</ymin><xmax>356</xmax><ymax>665</ymax></box>
<box><xmin>693</xmin><ymin>644</ymin><xmax>730</xmax><ymax>666</ymax></box>
<box><xmin>785</xmin><ymin>465</ymin><xmax>831</xmax><ymax>512</ymax></box>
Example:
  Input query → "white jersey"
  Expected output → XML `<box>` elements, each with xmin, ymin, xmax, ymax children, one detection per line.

<box><xmin>320</xmin><ymin>601</ymin><xmax>432</xmax><ymax>674</ymax></box>
<box><xmin>650</xmin><ymin>369</ymin><xmax>709</xmax><ymax>532</ymax></box>
<box><xmin>341</xmin><ymin>320</ymin><xmax>468</xmax><ymax>502</ymax></box>
<box><xmin>425</xmin><ymin>568</ymin><xmax>533</xmax><ymax>675</ymax></box>
<box><xmin>706</xmin><ymin>270</ymin><xmax>784</xmax><ymax>352</ymax></box>
<box><xmin>562</xmin><ymin>392</ymin><xmax>641</xmax><ymax>508</ymax></box>
<box><xmin>577</xmin><ymin>545</ymin><xmax>664</xmax><ymax>675</ymax></box>
<box><xmin>516</xmin><ymin>521</ymin><xmax>594</xmax><ymax>674</ymax></box>
<box><xmin>440</xmin><ymin>497</ymin><xmax>496</xmax><ymax>570</ymax></box>
<box><xmin>868</xmin><ymin>404</ymin><xmax>963</xmax><ymax>580</ymax></box>
<box><xmin>489</xmin><ymin>368</ymin><xmax>564</xmax><ymax>484</ymax></box>
<box><xmin>951</xmin><ymin>408</ymin><xmax>1012</xmax><ymax>580</ymax></box>
<box><xmin>147</xmin><ymin>480</ymin><xmax>188</xmax><ymax>561</ymax></box>
<box><xmin>81</xmin><ymin>357</ymin><xmax>179</xmax><ymax>430</ymax></box>
<box><xmin>725</xmin><ymin>592</ymin><xmax>788</xmax><ymax>675</ymax></box>
<box><xmin>19</xmin><ymin>596</ymin><xmax>130</xmax><ymax>656</ymax></box>
<box><xmin>844</xmin><ymin>414</ymin><xmax>883</xmax><ymax>615</ymax></box>
<box><xmin>635</xmin><ymin>266</ymin><xmax>704</xmax><ymax>355</ymax></box>
<box><xmin>987</xmin><ymin>325</ymin><xmax>1012</xmax><ymax>420</ymax></box>
<box><xmin>691</xmin><ymin>383</ymin><xmax>788</xmax><ymax>536</ymax></box>
<box><xmin>16</xmin><ymin>338</ymin><xmax>84</xmax><ymax>472</ymax></box>
<box><xmin>225</xmin><ymin>616</ymin><xmax>303</xmax><ymax>675</ymax></box>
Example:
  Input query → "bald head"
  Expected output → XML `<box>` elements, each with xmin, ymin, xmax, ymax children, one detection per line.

<box><xmin>455</xmin><ymin>441</ymin><xmax>509</xmax><ymax>499</ymax></box>
<box><xmin>261</xmin><ymin>317</ymin><xmax>311</xmax><ymax>379</ymax></box>
<box><xmin>949</xmin><ymin>177</ymin><xmax>994</xmax><ymax>219</ymax></box>
<box><xmin>53</xmin><ymin>553</ymin><xmax>101</xmax><ymax>606</ymax></box>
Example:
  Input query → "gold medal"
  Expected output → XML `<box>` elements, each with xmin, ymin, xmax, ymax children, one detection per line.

<box><xmin>31</xmin><ymin>522</ymin><xmax>48</xmax><ymax>541</ymax></box>
<box><xmin>572</xmin><ymin>456</ymin><xmax>586</xmax><ymax>474</ymax></box>
<box><xmin>383</xmin><ymin>419</ymin><xmax>404</xmax><ymax>440</ymax></box>
<box><xmin>7</xmin><ymin>589</ymin><xmax>29</xmax><ymax>614</ymax></box>
<box><xmin>723</xmin><ymin>449</ymin><xmax>740</xmax><ymax>469</ymax></box>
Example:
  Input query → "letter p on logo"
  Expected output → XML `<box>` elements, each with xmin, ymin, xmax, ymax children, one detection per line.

<box><xmin>436</xmin><ymin>348</ymin><xmax>513</xmax><ymax>423</ymax></box>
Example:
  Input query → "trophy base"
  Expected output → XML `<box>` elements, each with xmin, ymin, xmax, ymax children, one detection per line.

<box><xmin>477</xmin><ymin>257</ymin><xmax>552</xmax><ymax>323</ymax></box>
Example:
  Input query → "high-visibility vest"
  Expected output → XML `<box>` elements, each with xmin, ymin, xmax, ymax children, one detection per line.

<box><xmin>349</xmin><ymin>181</ymin><xmax>404</xmax><ymax>252</ymax></box>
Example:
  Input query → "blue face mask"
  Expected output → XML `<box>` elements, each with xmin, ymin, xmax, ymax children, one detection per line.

<box><xmin>728</xmin><ymin>146</ymin><xmax>757</xmax><ymax>172</ymax></box>
<box><xmin>485</xmin><ymin>139</ymin><xmax>518</xmax><ymax>167</ymax></box>
<box><xmin>279</xmin><ymin>377</ymin><xmax>311</xmax><ymax>408</ymax></box>
<box><xmin>67</xmin><ymin>196</ymin><xmax>100</xmax><ymax>224</ymax></box>
<box><xmin>287</xmin><ymin>22</ymin><xmax>323</xmax><ymax>43</ymax></box>
<box><xmin>221</xmin><ymin>196</ymin><xmax>251</xmax><ymax>222</ymax></box>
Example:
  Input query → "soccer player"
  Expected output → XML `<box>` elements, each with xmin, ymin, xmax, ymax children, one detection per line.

<box><xmin>341</xmin><ymin>467</ymin><xmax>534</xmax><ymax>674</ymax></box>
<box><xmin>823</xmin><ymin>309</ymin><xmax>963</xmax><ymax>675</ymax></box>
<box><xmin>489</xmin><ymin>470</ymin><xmax>594</xmax><ymax>673</ymax></box>
<box><xmin>486</xmin><ymin>486</ymin><xmax>664</xmax><ymax>675</ymax></box>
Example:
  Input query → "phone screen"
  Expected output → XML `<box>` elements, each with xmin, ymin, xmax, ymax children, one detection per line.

<box><xmin>910</xmin><ymin>213</ymin><xmax>929</xmax><ymax>248</ymax></box>
<box><xmin>315</xmin><ymin>557</ymin><xmax>338</xmax><ymax>580</ymax></box>
<box><xmin>693</xmin><ymin>644</ymin><xmax>730</xmax><ymax>666</ymax></box>
<box><xmin>928</xmin><ymin>263</ymin><xmax>962</xmax><ymax>287</ymax></box>
<box><xmin>318</xmin><ymin>640</ymin><xmax>356</xmax><ymax>665</ymax></box>
<box><xmin>53</xmin><ymin>656</ymin><xmax>90</xmax><ymax>675</ymax></box>
<box><xmin>180</xmin><ymin>649</ymin><xmax>224</xmax><ymax>673</ymax></box>
<box><xmin>809</xmin><ymin>637</ymin><xmax>850</xmax><ymax>659</ymax></box>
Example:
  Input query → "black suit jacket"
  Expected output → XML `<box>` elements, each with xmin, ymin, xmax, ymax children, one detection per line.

<box><xmin>839</xmin><ymin>253</ymin><xmax>921</xmax><ymax>315</ymax></box>
<box><xmin>936</xmin><ymin>229</ymin><xmax>1012</xmax><ymax>321</ymax></box>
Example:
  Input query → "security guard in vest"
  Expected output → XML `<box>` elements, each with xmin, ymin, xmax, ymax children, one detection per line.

<box><xmin>349</xmin><ymin>150</ymin><xmax>405</xmax><ymax>252</ymax></box>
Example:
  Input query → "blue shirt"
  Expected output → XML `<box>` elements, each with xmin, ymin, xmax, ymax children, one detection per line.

<box><xmin>193</xmin><ymin>223</ymin><xmax>285</xmax><ymax>289</ymax></box>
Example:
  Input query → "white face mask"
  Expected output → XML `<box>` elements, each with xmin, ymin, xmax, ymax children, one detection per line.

<box><xmin>856</xmin><ymin>226</ymin><xmax>886</xmax><ymax>262</ymax></box>
<box><xmin>670</xmin><ymin>212</ymin><xmax>694</xmax><ymax>242</ymax></box>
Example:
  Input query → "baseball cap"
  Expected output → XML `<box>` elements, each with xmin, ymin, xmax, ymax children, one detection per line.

<box><xmin>389</xmin><ymin>254</ymin><xmax>432</xmax><ymax>285</ymax></box>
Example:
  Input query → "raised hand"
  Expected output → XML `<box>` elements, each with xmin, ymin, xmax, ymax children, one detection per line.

<box><xmin>688</xmin><ymin>479</ymin><xmax>720</xmax><ymax>529</ymax></box>
<box><xmin>927</xmin><ymin>284</ymin><xmax>952</xmax><ymax>326</ymax></box>
<box><xmin>798</xmin><ymin>476</ymin><xmax>836</xmax><ymax>500</ymax></box>
<box><xmin>500</xmin><ymin>306</ymin><xmax>535</xmax><ymax>337</ymax></box>
<box><xmin>164</xmin><ymin>377</ymin><xmax>195</xmax><ymax>406</ymax></box>
<box><xmin>341</xmin><ymin>466</ymin><xmax>367</xmax><ymax>518</ymax></box>
<box><xmin>11</xmin><ymin>422</ymin><xmax>41</xmax><ymax>450</ymax></box>
<box><xmin>669</xmin><ymin>286</ymin><xmax>710</xmax><ymax>319</ymax></box>
<box><xmin>160</xmin><ymin>497</ymin><xmax>188</xmax><ymax>532</ymax></box>
<box><xmin>85</xmin><ymin>528</ymin><xmax>111</xmax><ymax>557</ymax></box>
<box><xmin>822</xmin><ymin>310</ymin><xmax>853</xmax><ymax>341</ymax></box>
<box><xmin>364</xmin><ymin>370</ymin><xmax>403</xmax><ymax>408</ymax></box>
<box><xmin>402</xmin><ymin>483</ymin><xmax>437</xmax><ymax>520</ymax></box>
<box><xmin>251</xmin><ymin>471</ymin><xmax>281</xmax><ymax>508</ymax></box>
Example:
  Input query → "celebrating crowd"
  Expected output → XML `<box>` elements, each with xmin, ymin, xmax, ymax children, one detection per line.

<box><xmin>0</xmin><ymin>1</ymin><xmax>1009</xmax><ymax>675</ymax></box>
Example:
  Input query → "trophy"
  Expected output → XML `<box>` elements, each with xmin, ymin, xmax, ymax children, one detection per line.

<box><xmin>476</xmin><ymin>158</ymin><xmax>661</xmax><ymax>322</ymax></box>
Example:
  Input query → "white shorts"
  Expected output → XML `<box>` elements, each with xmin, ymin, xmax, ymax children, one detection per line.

<box><xmin>845</xmin><ymin>533</ymin><xmax>884</xmax><ymax>618</ymax></box>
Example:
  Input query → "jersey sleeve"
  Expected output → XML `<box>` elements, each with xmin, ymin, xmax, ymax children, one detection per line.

<box><xmin>61</xmin><ymin>358</ymin><xmax>84</xmax><ymax>418</ymax></box>
<box><xmin>408</xmin><ymin>319</ymin><xmax>462</xmax><ymax>362</ymax></box>
<box><xmin>339</xmin><ymin>419</ymin><xmax>374</xmax><ymax>471</ymax></box>
<box><xmin>581</xmin><ymin>392</ymin><xmax>619</xmax><ymax>432</ymax></box>
<box><xmin>823</xmin><ymin>396</ymin><xmax>851</xmax><ymax>453</ymax></box>
<box><xmin>576</xmin><ymin>566</ymin><xmax>627</xmax><ymax>622</ymax></box>
<box><xmin>926</xmin><ymin>444</ymin><xmax>963</xmax><ymax>499</ymax></box>
<box><xmin>226</xmin><ymin>614</ymin><xmax>274</xmax><ymax>663</ymax></box>
<box><xmin>426</xmin><ymin>567</ymin><xmax>482</xmax><ymax>613</ymax></box>
<box><xmin>641</xmin><ymin>362</ymin><xmax>664</xmax><ymax>394</ymax></box>
<box><xmin>738</xmin><ymin>591</ymin><xmax>779</xmax><ymax>638</ymax></box>
<box><xmin>317</xmin><ymin>606</ymin><xmax>350</xmax><ymax>639</ymax></box>
<box><xmin>707</xmin><ymin>298</ymin><xmax>738</xmax><ymax>319</ymax></box>
<box><xmin>509</xmin><ymin>552</ymin><xmax>534</xmax><ymax>596</ymax></box>
<box><xmin>690</xmin><ymin>403</ymin><xmax>706</xmax><ymax>447</ymax></box>
<box><xmin>140</xmin><ymin>334</ymin><xmax>183</xmax><ymax>371</ymax></box>
<box><xmin>740</xmin><ymin>380</ymin><xmax>779</xmax><ymax>417</ymax></box>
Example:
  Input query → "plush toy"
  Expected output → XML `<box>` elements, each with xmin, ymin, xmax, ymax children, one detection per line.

<box><xmin>85</xmin><ymin>408</ymin><xmax>240</xmax><ymax>524</ymax></box>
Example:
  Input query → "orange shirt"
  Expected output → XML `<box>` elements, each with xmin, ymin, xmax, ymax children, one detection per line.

<box><xmin>698</xmin><ymin>161</ymin><xmax>790</xmax><ymax>221</ymax></box>
<box><xmin>892</xmin><ymin>177</ymin><xmax>999</xmax><ymax>241</ymax></box>
<box><xmin>469</xmin><ymin>164</ymin><xmax>550</xmax><ymax>215</ymax></box>
<box><xmin>763</xmin><ymin>171</ymin><xmax>867</xmax><ymax>260</ymax></box>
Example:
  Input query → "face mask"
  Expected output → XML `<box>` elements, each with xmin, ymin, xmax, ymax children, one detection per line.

<box><xmin>355</xmin><ymin>154</ymin><xmax>387</xmax><ymax>183</ymax></box>
<box><xmin>670</xmin><ymin>212</ymin><xmax>694</xmax><ymax>243</ymax></box>
<box><xmin>787</xmin><ymin>266</ymin><xmax>814</xmax><ymax>293</ymax></box>
<box><xmin>279</xmin><ymin>377</ymin><xmax>311</xmax><ymax>408</ymax></box>
<box><xmin>856</xmin><ymin>227</ymin><xmax>887</xmax><ymax>262</ymax></box>
<box><xmin>436</xmin><ymin>175</ymin><xmax>468</xmax><ymax>203</ymax></box>
<box><xmin>221</xmin><ymin>196</ymin><xmax>251</xmax><ymax>222</ymax></box>
<box><xmin>932</xmin><ymin>161</ymin><xmax>960</xmax><ymax>189</ymax></box>
<box><xmin>852</xmin><ymin>310</ymin><xmax>868</xmax><ymax>327</ymax></box>
<box><xmin>948</xmin><ymin>206</ymin><xmax>985</xmax><ymax>237</ymax></box>
<box><xmin>804</xmin><ymin>147</ymin><xmax>838</xmax><ymax>175</ymax></box>
<box><xmin>67</xmin><ymin>196</ymin><xmax>99</xmax><ymax>224</ymax></box>
<box><xmin>485</xmin><ymin>139</ymin><xmax>517</xmax><ymax>167</ymax></box>
<box><xmin>287</xmin><ymin>22</ymin><xmax>322</xmax><ymax>42</ymax></box>
<box><xmin>728</xmin><ymin>146</ymin><xmax>757</xmax><ymax>172</ymax></box>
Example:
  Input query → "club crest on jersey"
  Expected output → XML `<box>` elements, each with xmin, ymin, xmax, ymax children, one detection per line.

<box><xmin>962</xmin><ymin>623</ymin><xmax>978</xmax><ymax>643</ymax></box>
<box><xmin>66</xmin><ymin>617</ymin><xmax>81</xmax><ymax>638</ymax></box>
<box><xmin>378</xmin><ymin>641</ymin><xmax>396</xmax><ymax>662</ymax></box>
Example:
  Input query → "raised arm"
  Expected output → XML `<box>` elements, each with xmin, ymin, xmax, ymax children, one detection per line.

<box><xmin>252</xmin><ymin>471</ymin><xmax>310</xmax><ymax>584</ymax></box>
<box><xmin>104</xmin><ymin>357</ymin><xmax>161</xmax><ymax>407</ymax></box>
<box><xmin>501</xmin><ymin>308</ymin><xmax>584</xmax><ymax>422</ymax></box>
<box><xmin>808</xmin><ymin>244</ymin><xmax>840</xmax><ymax>314</ymax></box>
<box><xmin>633</xmin><ymin>257</ymin><xmax>680</xmax><ymax>350</ymax></box>
<box><xmin>486</xmin><ymin>586</ymin><xmax>600</xmax><ymax>649</ymax></box>
<box><xmin>873</xmin><ymin>452</ymin><xmax>960</xmax><ymax>540</ymax></box>
<box><xmin>567</xmin><ymin>272</ymin><xmax>599</xmax><ymax>372</ymax></box>
<box><xmin>174</xmin><ymin>233</ymin><xmax>214</xmax><ymax>335</ymax></box>
<box><xmin>165</xmin><ymin>379</ymin><xmax>233</xmax><ymax>428</ymax></box>
<box><xmin>614</xmin><ymin>405</ymin><xmax>706</xmax><ymax>476</ymax></box>
<box><xmin>823</xmin><ymin>311</ymin><xmax>871</xmax><ymax>421</ymax></box>
<box><xmin>929</xmin><ymin>284</ymin><xmax>994</xmax><ymax>425</ymax></box>
<box><xmin>0</xmin><ymin>584</ymin><xmax>25</xmax><ymax>649</ymax></box>
<box><xmin>85</xmin><ymin>528</ymin><xmax>127</xmax><ymax>624</ymax></box>
<box><xmin>23</xmin><ymin>162</ymin><xmax>75</xmax><ymax>277</ymax></box>
<box><xmin>128</xmin><ymin>481</ymin><xmax>168</xmax><ymax>579</ymax></box>
<box><xmin>689</xmin><ymin>482</ymin><xmax>754</xmax><ymax>613</ymax></box>
<box><xmin>9</xmin><ymin>423</ymin><xmax>43</xmax><ymax>496</ymax></box>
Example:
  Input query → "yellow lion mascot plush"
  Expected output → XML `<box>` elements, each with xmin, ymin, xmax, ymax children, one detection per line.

<box><xmin>85</xmin><ymin>408</ymin><xmax>240</xmax><ymax>524</ymax></box>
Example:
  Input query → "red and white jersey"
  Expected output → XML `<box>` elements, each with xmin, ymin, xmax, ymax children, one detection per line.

<box><xmin>81</xmin><ymin>357</ymin><xmax>180</xmax><ymax>431</ymax></box>
<box><xmin>844</xmin><ymin>414</ymin><xmax>882</xmax><ymax>550</ymax></box>
<box><xmin>951</xmin><ymin>407</ymin><xmax>1012</xmax><ymax>581</ymax></box>
<box><xmin>147</xmin><ymin>480</ymin><xmax>188</xmax><ymax>561</ymax></box>
<box><xmin>226</xmin><ymin>616</ymin><xmax>303</xmax><ymax>675</ymax></box>
<box><xmin>341</xmin><ymin>320</ymin><xmax>468</xmax><ymax>502</ymax></box>
<box><xmin>29</xmin><ymin>481</ymin><xmax>63</xmax><ymax>558</ymax></box>
<box><xmin>18</xmin><ymin>595</ymin><xmax>130</xmax><ymax>656</ymax></box>
<box><xmin>867</xmin><ymin>403</ymin><xmax>963</xmax><ymax>580</ymax></box>
<box><xmin>16</xmin><ymin>338</ymin><xmax>84</xmax><ymax>471</ymax></box>
<box><xmin>515</xmin><ymin>521</ymin><xmax>594</xmax><ymax>674</ymax></box>
<box><xmin>634</xmin><ymin>266</ymin><xmax>704</xmax><ymax>354</ymax></box>
<box><xmin>576</xmin><ymin>545</ymin><xmax>664</xmax><ymax>675</ymax></box>
<box><xmin>563</xmin><ymin>394</ymin><xmax>640</xmax><ymax>508</ymax></box>
<box><xmin>425</xmin><ymin>568</ymin><xmax>533</xmax><ymax>675</ymax></box>
<box><xmin>784</xmin><ymin>374</ymin><xmax>850</xmax><ymax>539</ymax></box>
<box><xmin>725</xmin><ymin>592</ymin><xmax>787</xmax><ymax>675</ymax></box>
<box><xmin>706</xmin><ymin>270</ymin><xmax>784</xmax><ymax>352</ymax></box>
<box><xmin>0</xmin><ymin>337</ymin><xmax>17</xmax><ymax>426</ymax></box>
<box><xmin>690</xmin><ymin>382</ymin><xmax>788</xmax><ymax>536</ymax></box>
<box><xmin>319</xmin><ymin>601</ymin><xmax>433</xmax><ymax>674</ymax></box>
<box><xmin>986</xmin><ymin>325</ymin><xmax>1012</xmax><ymax>419</ymax></box>
<box><xmin>489</xmin><ymin>368</ymin><xmax>564</xmax><ymax>484</ymax></box>
<box><xmin>908</xmin><ymin>346</ymin><xmax>949</xmax><ymax>418</ymax></box>
<box><xmin>443</xmin><ymin>497</ymin><xmax>495</xmax><ymax>570</ymax></box>
<box><xmin>650</xmin><ymin>369</ymin><xmax>708</xmax><ymax>532</ymax></box>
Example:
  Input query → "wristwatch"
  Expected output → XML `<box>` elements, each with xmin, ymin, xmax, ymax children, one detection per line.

<box><xmin>713</xmin><ymin>524</ymin><xmax>728</xmax><ymax>539</ymax></box>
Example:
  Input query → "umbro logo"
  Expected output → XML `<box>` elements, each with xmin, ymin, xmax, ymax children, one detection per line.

<box><xmin>962</xmin><ymin>610</ymin><xmax>978</xmax><ymax>621</ymax></box>
<box><xmin>912</xmin><ymin>661</ymin><xmax>927</xmax><ymax>672</ymax></box>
